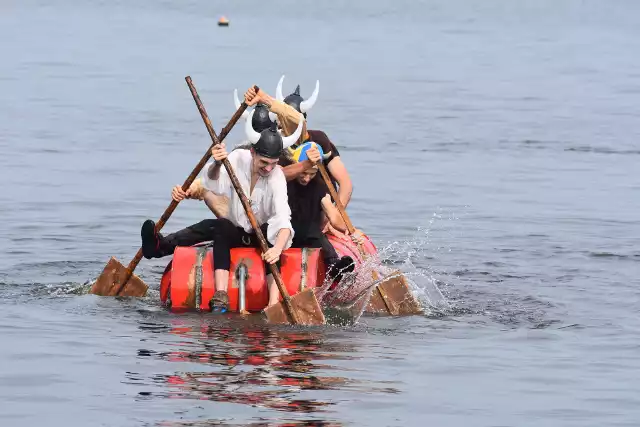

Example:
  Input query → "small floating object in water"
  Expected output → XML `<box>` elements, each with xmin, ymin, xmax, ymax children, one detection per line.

<box><xmin>218</xmin><ymin>16</ymin><xmax>229</xmax><ymax>27</ymax></box>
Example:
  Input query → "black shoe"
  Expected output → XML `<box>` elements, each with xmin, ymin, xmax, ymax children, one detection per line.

<box><xmin>327</xmin><ymin>256</ymin><xmax>355</xmax><ymax>283</ymax></box>
<box><xmin>141</xmin><ymin>220</ymin><xmax>161</xmax><ymax>259</ymax></box>
<box><xmin>210</xmin><ymin>290</ymin><xmax>229</xmax><ymax>314</ymax></box>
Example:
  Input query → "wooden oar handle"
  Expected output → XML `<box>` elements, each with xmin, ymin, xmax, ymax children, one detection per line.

<box><xmin>187</xmin><ymin>78</ymin><xmax>300</xmax><ymax>324</ymax></box>
<box><xmin>316</xmin><ymin>162</ymin><xmax>358</xmax><ymax>233</ymax></box>
<box><xmin>113</xmin><ymin>77</ymin><xmax>251</xmax><ymax>296</ymax></box>
<box><xmin>317</xmin><ymin>163</ymin><xmax>368</xmax><ymax>260</ymax></box>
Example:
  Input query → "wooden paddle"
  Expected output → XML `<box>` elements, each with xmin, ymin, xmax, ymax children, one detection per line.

<box><xmin>89</xmin><ymin>78</ymin><xmax>251</xmax><ymax>297</ymax></box>
<box><xmin>315</xmin><ymin>161</ymin><xmax>422</xmax><ymax>316</ymax></box>
<box><xmin>187</xmin><ymin>78</ymin><xmax>325</xmax><ymax>326</ymax></box>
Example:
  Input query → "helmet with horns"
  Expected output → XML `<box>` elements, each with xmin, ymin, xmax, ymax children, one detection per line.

<box><xmin>275</xmin><ymin>75</ymin><xmax>319</xmax><ymax>115</ymax></box>
<box><xmin>233</xmin><ymin>88</ymin><xmax>278</xmax><ymax>131</ymax></box>
<box><xmin>244</xmin><ymin>110</ymin><xmax>303</xmax><ymax>159</ymax></box>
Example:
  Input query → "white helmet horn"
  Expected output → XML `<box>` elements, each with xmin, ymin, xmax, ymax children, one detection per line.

<box><xmin>234</xmin><ymin>89</ymin><xmax>250</xmax><ymax>119</ymax></box>
<box><xmin>244</xmin><ymin>110</ymin><xmax>261</xmax><ymax>144</ymax></box>
<box><xmin>275</xmin><ymin>75</ymin><xmax>285</xmax><ymax>102</ymax></box>
<box><xmin>299</xmin><ymin>80</ymin><xmax>319</xmax><ymax>113</ymax></box>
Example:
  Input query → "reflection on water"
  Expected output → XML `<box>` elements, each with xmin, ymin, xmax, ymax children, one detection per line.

<box><xmin>155</xmin><ymin>419</ymin><xmax>342</xmax><ymax>427</ymax></box>
<box><xmin>129</xmin><ymin>317</ymin><xmax>399</xmax><ymax>420</ymax></box>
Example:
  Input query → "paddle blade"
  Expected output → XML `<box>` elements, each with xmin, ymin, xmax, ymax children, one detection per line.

<box><xmin>263</xmin><ymin>288</ymin><xmax>325</xmax><ymax>325</ymax></box>
<box><xmin>366</xmin><ymin>272</ymin><xmax>422</xmax><ymax>316</ymax></box>
<box><xmin>89</xmin><ymin>257</ymin><xmax>148</xmax><ymax>297</ymax></box>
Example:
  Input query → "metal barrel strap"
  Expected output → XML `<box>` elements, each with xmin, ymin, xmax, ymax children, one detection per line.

<box><xmin>194</xmin><ymin>246</ymin><xmax>207</xmax><ymax>310</ymax></box>
<box><xmin>166</xmin><ymin>283</ymin><xmax>172</xmax><ymax>309</ymax></box>
<box><xmin>236</xmin><ymin>263</ymin><xmax>248</xmax><ymax>313</ymax></box>
<box><xmin>300</xmin><ymin>248</ymin><xmax>308</xmax><ymax>291</ymax></box>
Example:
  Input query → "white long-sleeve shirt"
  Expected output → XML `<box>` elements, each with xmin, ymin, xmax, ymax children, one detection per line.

<box><xmin>201</xmin><ymin>149</ymin><xmax>294</xmax><ymax>248</ymax></box>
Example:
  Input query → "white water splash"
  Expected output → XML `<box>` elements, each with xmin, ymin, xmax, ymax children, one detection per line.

<box><xmin>319</xmin><ymin>211</ymin><xmax>458</xmax><ymax>324</ymax></box>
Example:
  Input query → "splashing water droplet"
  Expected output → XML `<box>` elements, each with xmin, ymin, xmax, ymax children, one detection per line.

<box><xmin>318</xmin><ymin>213</ymin><xmax>455</xmax><ymax>324</ymax></box>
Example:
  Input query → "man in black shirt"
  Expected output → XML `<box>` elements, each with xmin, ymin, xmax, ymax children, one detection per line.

<box><xmin>283</xmin><ymin>142</ymin><xmax>355</xmax><ymax>283</ymax></box>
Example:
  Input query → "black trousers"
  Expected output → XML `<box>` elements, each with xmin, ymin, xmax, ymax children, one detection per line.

<box><xmin>211</xmin><ymin>218</ymin><xmax>279</xmax><ymax>272</ymax></box>
<box><xmin>291</xmin><ymin>232</ymin><xmax>339</xmax><ymax>268</ymax></box>
<box><xmin>160</xmin><ymin>219</ymin><xmax>339</xmax><ymax>271</ymax></box>
<box><xmin>157</xmin><ymin>219</ymin><xmax>218</xmax><ymax>257</ymax></box>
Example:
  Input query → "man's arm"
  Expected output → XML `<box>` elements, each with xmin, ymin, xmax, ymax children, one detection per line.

<box><xmin>321</xmin><ymin>194</ymin><xmax>347</xmax><ymax>233</ymax></box>
<box><xmin>202</xmin><ymin>143</ymin><xmax>233</xmax><ymax>197</ymax></box>
<box><xmin>171</xmin><ymin>178</ymin><xmax>205</xmax><ymax>202</ymax></box>
<box><xmin>273</xmin><ymin>228</ymin><xmax>291</xmax><ymax>251</ymax></box>
<box><xmin>268</xmin><ymin>98</ymin><xmax>307</xmax><ymax>139</ymax></box>
<box><xmin>202</xmin><ymin>191</ymin><xmax>229</xmax><ymax>218</ymax></box>
<box><xmin>262</xmin><ymin>170</ymin><xmax>295</xmax><ymax>264</ymax></box>
<box><xmin>266</xmin><ymin>170</ymin><xmax>294</xmax><ymax>248</ymax></box>
<box><xmin>207</xmin><ymin>160</ymin><xmax>223</xmax><ymax>181</ymax></box>
<box><xmin>280</xmin><ymin>144</ymin><xmax>323</xmax><ymax>181</ymax></box>
<box><xmin>262</xmin><ymin>228</ymin><xmax>291</xmax><ymax>265</ymax></box>
<box><xmin>281</xmin><ymin>160</ymin><xmax>314</xmax><ymax>181</ymax></box>
<box><xmin>327</xmin><ymin>157</ymin><xmax>353</xmax><ymax>208</ymax></box>
<box><xmin>245</xmin><ymin>88</ymin><xmax>308</xmax><ymax>140</ymax></box>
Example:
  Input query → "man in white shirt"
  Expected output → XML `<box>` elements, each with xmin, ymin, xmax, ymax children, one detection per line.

<box><xmin>139</xmin><ymin>103</ymin><xmax>277</xmax><ymax>260</ymax></box>
<box><xmin>202</xmin><ymin>113</ymin><xmax>303</xmax><ymax>313</ymax></box>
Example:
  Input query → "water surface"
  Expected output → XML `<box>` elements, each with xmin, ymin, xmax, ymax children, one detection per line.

<box><xmin>1</xmin><ymin>0</ymin><xmax>640</xmax><ymax>426</ymax></box>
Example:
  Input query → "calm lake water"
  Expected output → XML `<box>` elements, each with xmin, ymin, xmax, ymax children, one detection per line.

<box><xmin>1</xmin><ymin>0</ymin><xmax>640</xmax><ymax>426</ymax></box>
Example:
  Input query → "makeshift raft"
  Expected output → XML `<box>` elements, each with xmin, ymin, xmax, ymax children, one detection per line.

<box><xmin>159</xmin><ymin>232</ymin><xmax>380</xmax><ymax>313</ymax></box>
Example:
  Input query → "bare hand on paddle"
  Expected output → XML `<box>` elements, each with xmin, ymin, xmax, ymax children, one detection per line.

<box><xmin>307</xmin><ymin>144</ymin><xmax>321</xmax><ymax>164</ymax></box>
<box><xmin>262</xmin><ymin>247</ymin><xmax>282</xmax><ymax>265</ymax></box>
<box><xmin>172</xmin><ymin>181</ymin><xmax>204</xmax><ymax>202</ymax></box>
<box><xmin>323</xmin><ymin>221</ymin><xmax>348</xmax><ymax>238</ymax></box>
<box><xmin>244</xmin><ymin>86</ymin><xmax>262</xmax><ymax>106</ymax></box>
<box><xmin>211</xmin><ymin>143</ymin><xmax>228</xmax><ymax>162</ymax></box>
<box><xmin>349</xmin><ymin>228</ymin><xmax>365</xmax><ymax>245</ymax></box>
<box><xmin>245</xmin><ymin>86</ymin><xmax>274</xmax><ymax>107</ymax></box>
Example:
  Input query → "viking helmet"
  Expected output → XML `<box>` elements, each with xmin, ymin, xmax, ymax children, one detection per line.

<box><xmin>290</xmin><ymin>141</ymin><xmax>332</xmax><ymax>165</ymax></box>
<box><xmin>234</xmin><ymin>88</ymin><xmax>277</xmax><ymax>127</ymax></box>
<box><xmin>275</xmin><ymin>75</ymin><xmax>319</xmax><ymax>115</ymax></box>
<box><xmin>244</xmin><ymin>110</ymin><xmax>303</xmax><ymax>159</ymax></box>
<box><xmin>251</xmin><ymin>103</ymin><xmax>275</xmax><ymax>132</ymax></box>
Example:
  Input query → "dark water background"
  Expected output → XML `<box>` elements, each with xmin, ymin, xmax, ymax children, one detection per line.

<box><xmin>1</xmin><ymin>0</ymin><xmax>640</xmax><ymax>425</ymax></box>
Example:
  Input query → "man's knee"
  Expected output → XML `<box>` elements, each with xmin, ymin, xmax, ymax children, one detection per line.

<box><xmin>197</xmin><ymin>218</ymin><xmax>219</xmax><ymax>230</ymax></box>
<box><xmin>186</xmin><ymin>219</ymin><xmax>219</xmax><ymax>238</ymax></box>
<box><xmin>212</xmin><ymin>218</ymin><xmax>235</xmax><ymax>238</ymax></box>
